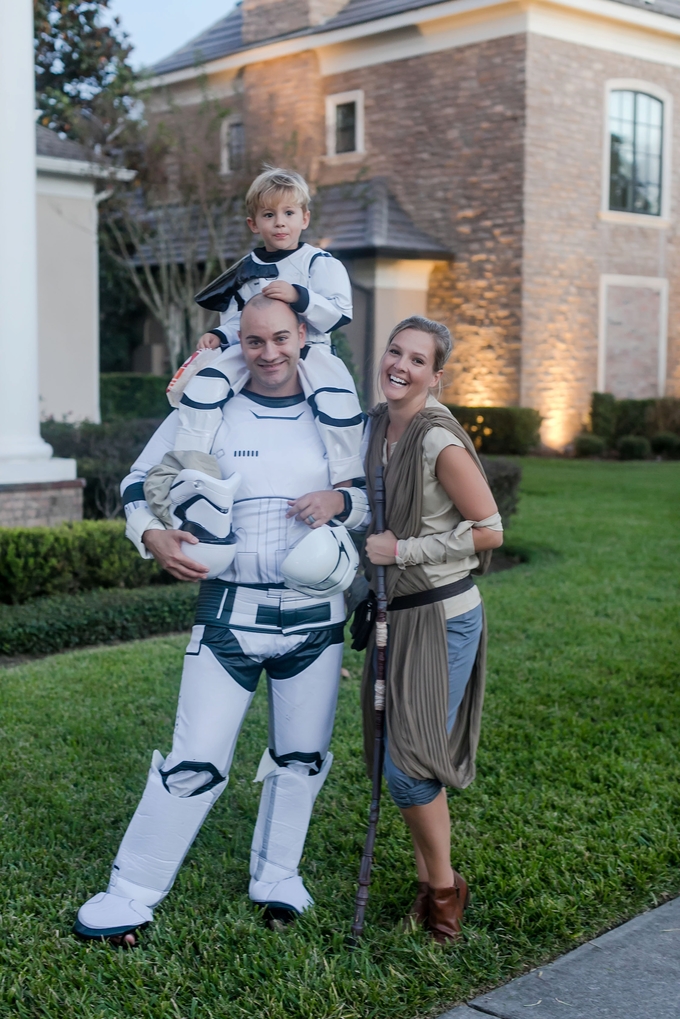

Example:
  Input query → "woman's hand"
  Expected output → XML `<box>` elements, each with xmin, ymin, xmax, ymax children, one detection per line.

<box><xmin>142</xmin><ymin>529</ymin><xmax>210</xmax><ymax>582</ymax></box>
<box><xmin>286</xmin><ymin>489</ymin><xmax>345</xmax><ymax>528</ymax></box>
<box><xmin>365</xmin><ymin>529</ymin><xmax>398</xmax><ymax>565</ymax></box>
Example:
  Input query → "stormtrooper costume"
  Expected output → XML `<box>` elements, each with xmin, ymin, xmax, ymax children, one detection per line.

<box><xmin>166</xmin><ymin>243</ymin><xmax>364</xmax><ymax>486</ymax></box>
<box><xmin>75</xmin><ymin>383</ymin><xmax>369</xmax><ymax>941</ymax></box>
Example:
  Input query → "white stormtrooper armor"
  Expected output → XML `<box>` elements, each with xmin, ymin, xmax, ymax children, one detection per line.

<box><xmin>168</xmin><ymin>469</ymin><xmax>241</xmax><ymax>579</ymax></box>
<box><xmin>76</xmin><ymin>384</ymin><xmax>367</xmax><ymax>941</ymax></box>
<box><xmin>281</xmin><ymin>523</ymin><xmax>359</xmax><ymax>598</ymax></box>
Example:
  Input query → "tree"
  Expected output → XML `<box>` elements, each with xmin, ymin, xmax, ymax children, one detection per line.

<box><xmin>34</xmin><ymin>0</ymin><xmax>136</xmax><ymax>151</ymax></box>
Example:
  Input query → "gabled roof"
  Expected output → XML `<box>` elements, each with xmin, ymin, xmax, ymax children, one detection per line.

<box><xmin>150</xmin><ymin>0</ymin><xmax>680</xmax><ymax>77</ymax></box>
<box><xmin>307</xmin><ymin>179</ymin><xmax>451</xmax><ymax>259</ymax></box>
<box><xmin>36</xmin><ymin>124</ymin><xmax>91</xmax><ymax>162</ymax></box>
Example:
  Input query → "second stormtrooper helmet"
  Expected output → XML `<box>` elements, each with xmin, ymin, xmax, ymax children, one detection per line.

<box><xmin>169</xmin><ymin>469</ymin><xmax>241</xmax><ymax>579</ymax></box>
<box><xmin>281</xmin><ymin>524</ymin><xmax>359</xmax><ymax>598</ymax></box>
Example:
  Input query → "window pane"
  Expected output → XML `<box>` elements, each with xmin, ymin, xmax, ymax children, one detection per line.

<box><xmin>609</xmin><ymin>90</ymin><xmax>663</xmax><ymax>216</ymax></box>
<box><xmin>228</xmin><ymin>122</ymin><xmax>245</xmax><ymax>172</ymax></box>
<box><xmin>335</xmin><ymin>102</ymin><xmax>356</xmax><ymax>154</ymax></box>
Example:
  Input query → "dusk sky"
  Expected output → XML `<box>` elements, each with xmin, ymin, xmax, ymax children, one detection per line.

<box><xmin>109</xmin><ymin>0</ymin><xmax>238</xmax><ymax>71</ymax></box>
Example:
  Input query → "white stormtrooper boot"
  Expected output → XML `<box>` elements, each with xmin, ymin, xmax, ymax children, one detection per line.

<box><xmin>75</xmin><ymin>751</ymin><xmax>227</xmax><ymax>941</ymax></box>
<box><xmin>249</xmin><ymin>749</ymin><xmax>333</xmax><ymax>923</ymax></box>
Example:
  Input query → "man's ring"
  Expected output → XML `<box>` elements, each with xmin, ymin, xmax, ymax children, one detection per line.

<box><xmin>307</xmin><ymin>515</ymin><xmax>315</xmax><ymax>525</ymax></box>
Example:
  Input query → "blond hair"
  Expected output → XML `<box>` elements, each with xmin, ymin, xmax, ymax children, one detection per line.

<box><xmin>245</xmin><ymin>167</ymin><xmax>311</xmax><ymax>219</ymax></box>
<box><xmin>387</xmin><ymin>315</ymin><xmax>452</xmax><ymax>373</ymax></box>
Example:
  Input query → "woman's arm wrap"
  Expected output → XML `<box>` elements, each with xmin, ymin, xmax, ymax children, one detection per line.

<box><xmin>395</xmin><ymin>512</ymin><xmax>503</xmax><ymax>569</ymax></box>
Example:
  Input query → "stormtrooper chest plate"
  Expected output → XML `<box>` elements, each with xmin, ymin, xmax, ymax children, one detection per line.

<box><xmin>212</xmin><ymin>390</ymin><xmax>330</xmax><ymax>585</ymax></box>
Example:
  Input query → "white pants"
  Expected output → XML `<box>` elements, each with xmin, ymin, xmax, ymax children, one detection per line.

<box><xmin>108</xmin><ymin>624</ymin><xmax>344</xmax><ymax>910</ymax></box>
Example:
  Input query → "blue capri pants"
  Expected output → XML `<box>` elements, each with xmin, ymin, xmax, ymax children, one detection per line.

<box><xmin>383</xmin><ymin>602</ymin><xmax>483</xmax><ymax>809</ymax></box>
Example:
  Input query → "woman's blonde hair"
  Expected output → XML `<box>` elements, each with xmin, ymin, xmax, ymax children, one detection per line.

<box><xmin>245</xmin><ymin>166</ymin><xmax>311</xmax><ymax>219</ymax></box>
<box><xmin>386</xmin><ymin>315</ymin><xmax>452</xmax><ymax>373</ymax></box>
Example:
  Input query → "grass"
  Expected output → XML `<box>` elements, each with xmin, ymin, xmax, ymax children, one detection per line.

<box><xmin>1</xmin><ymin>459</ymin><xmax>679</xmax><ymax>1019</ymax></box>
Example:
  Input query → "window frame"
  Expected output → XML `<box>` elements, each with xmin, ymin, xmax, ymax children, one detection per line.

<box><xmin>597</xmin><ymin>274</ymin><xmax>668</xmax><ymax>397</ymax></box>
<box><xmin>325</xmin><ymin>90</ymin><xmax>365</xmax><ymax>159</ymax></box>
<box><xmin>220</xmin><ymin>116</ymin><xmax>245</xmax><ymax>176</ymax></box>
<box><xmin>601</xmin><ymin>79</ymin><xmax>672</xmax><ymax>227</ymax></box>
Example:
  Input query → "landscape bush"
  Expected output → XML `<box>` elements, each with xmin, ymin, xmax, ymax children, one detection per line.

<box><xmin>100</xmin><ymin>372</ymin><xmax>170</xmax><ymax>420</ymax></box>
<box><xmin>0</xmin><ymin>584</ymin><xmax>198</xmax><ymax>657</ymax></box>
<box><xmin>575</xmin><ymin>434</ymin><xmax>606</xmax><ymax>458</ymax></box>
<box><xmin>591</xmin><ymin>393</ymin><xmax>680</xmax><ymax>447</ymax></box>
<box><xmin>0</xmin><ymin>520</ymin><xmax>169</xmax><ymax>605</ymax></box>
<box><xmin>617</xmin><ymin>435</ymin><xmax>651</xmax><ymax>460</ymax></box>
<box><xmin>447</xmin><ymin>406</ymin><xmax>542</xmax><ymax>455</ymax></box>
<box><xmin>41</xmin><ymin>417</ymin><xmax>163</xmax><ymax>518</ymax></box>
<box><xmin>481</xmin><ymin>456</ymin><xmax>521</xmax><ymax>526</ymax></box>
<box><xmin>651</xmin><ymin>432</ymin><xmax>680</xmax><ymax>458</ymax></box>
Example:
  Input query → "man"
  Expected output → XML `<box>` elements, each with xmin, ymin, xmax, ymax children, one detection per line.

<box><xmin>75</xmin><ymin>296</ymin><xmax>368</xmax><ymax>945</ymax></box>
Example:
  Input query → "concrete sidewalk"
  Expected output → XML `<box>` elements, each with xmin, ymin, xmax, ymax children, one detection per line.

<box><xmin>440</xmin><ymin>896</ymin><xmax>680</xmax><ymax>1019</ymax></box>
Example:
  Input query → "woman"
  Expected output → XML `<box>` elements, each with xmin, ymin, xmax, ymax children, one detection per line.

<box><xmin>363</xmin><ymin>315</ymin><xmax>503</xmax><ymax>944</ymax></box>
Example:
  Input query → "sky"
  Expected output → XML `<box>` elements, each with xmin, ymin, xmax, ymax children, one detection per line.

<box><xmin>108</xmin><ymin>0</ymin><xmax>238</xmax><ymax>71</ymax></box>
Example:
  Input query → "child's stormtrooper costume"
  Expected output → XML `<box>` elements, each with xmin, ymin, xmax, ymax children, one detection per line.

<box><xmin>75</xmin><ymin>382</ymin><xmax>369</xmax><ymax>941</ymax></box>
<box><xmin>166</xmin><ymin>243</ymin><xmax>364</xmax><ymax>485</ymax></box>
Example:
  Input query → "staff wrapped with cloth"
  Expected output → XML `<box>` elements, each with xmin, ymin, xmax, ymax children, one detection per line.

<box><xmin>361</xmin><ymin>315</ymin><xmax>504</xmax><ymax>945</ymax></box>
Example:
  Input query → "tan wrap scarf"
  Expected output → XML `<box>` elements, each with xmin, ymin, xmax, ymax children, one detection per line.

<box><xmin>361</xmin><ymin>402</ymin><xmax>490</xmax><ymax>789</ymax></box>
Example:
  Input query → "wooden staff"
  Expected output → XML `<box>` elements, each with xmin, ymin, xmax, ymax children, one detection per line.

<box><xmin>351</xmin><ymin>464</ymin><xmax>388</xmax><ymax>941</ymax></box>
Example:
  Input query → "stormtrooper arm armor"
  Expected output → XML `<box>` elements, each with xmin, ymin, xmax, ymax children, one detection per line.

<box><xmin>332</xmin><ymin>486</ymin><xmax>370</xmax><ymax>531</ymax></box>
<box><xmin>395</xmin><ymin>512</ymin><xmax>503</xmax><ymax>569</ymax></box>
<box><xmin>291</xmin><ymin>255</ymin><xmax>353</xmax><ymax>336</ymax></box>
<box><xmin>121</xmin><ymin>411</ymin><xmax>180</xmax><ymax>558</ymax></box>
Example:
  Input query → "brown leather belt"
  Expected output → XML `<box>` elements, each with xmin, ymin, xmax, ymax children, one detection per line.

<box><xmin>388</xmin><ymin>575</ymin><xmax>475</xmax><ymax>612</ymax></box>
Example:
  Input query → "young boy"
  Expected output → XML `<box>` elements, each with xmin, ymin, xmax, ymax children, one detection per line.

<box><xmin>167</xmin><ymin>168</ymin><xmax>364</xmax><ymax>486</ymax></box>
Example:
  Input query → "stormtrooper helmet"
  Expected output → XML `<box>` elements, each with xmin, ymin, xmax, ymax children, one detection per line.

<box><xmin>169</xmin><ymin>469</ymin><xmax>241</xmax><ymax>579</ymax></box>
<box><xmin>281</xmin><ymin>524</ymin><xmax>359</xmax><ymax>598</ymax></box>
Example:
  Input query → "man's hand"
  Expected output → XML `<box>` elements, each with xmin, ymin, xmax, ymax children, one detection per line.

<box><xmin>197</xmin><ymin>332</ymin><xmax>222</xmax><ymax>350</ymax></box>
<box><xmin>142</xmin><ymin>529</ymin><xmax>210</xmax><ymax>582</ymax></box>
<box><xmin>262</xmin><ymin>281</ymin><xmax>299</xmax><ymax>304</ymax></box>
<box><xmin>286</xmin><ymin>490</ymin><xmax>345</xmax><ymax>528</ymax></box>
<box><xmin>365</xmin><ymin>529</ymin><xmax>398</xmax><ymax>565</ymax></box>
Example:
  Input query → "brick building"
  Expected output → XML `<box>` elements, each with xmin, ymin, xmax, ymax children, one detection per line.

<box><xmin>147</xmin><ymin>0</ymin><xmax>680</xmax><ymax>446</ymax></box>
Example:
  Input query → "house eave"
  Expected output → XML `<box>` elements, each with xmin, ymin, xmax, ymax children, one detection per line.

<box><xmin>327</xmin><ymin>245</ymin><xmax>453</xmax><ymax>260</ymax></box>
<box><xmin>36</xmin><ymin>155</ymin><xmax>136</xmax><ymax>182</ymax></box>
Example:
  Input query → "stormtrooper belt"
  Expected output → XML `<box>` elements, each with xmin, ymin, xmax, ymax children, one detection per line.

<box><xmin>195</xmin><ymin>579</ymin><xmax>345</xmax><ymax>636</ymax></box>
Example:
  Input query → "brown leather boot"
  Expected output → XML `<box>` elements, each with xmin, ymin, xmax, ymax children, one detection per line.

<box><xmin>427</xmin><ymin>871</ymin><xmax>469</xmax><ymax>944</ymax></box>
<box><xmin>403</xmin><ymin>882</ymin><xmax>430</xmax><ymax>929</ymax></box>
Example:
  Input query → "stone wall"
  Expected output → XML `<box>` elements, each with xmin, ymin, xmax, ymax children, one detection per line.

<box><xmin>523</xmin><ymin>34</ymin><xmax>680</xmax><ymax>446</ymax></box>
<box><xmin>319</xmin><ymin>34</ymin><xmax>526</xmax><ymax>408</ymax></box>
<box><xmin>0</xmin><ymin>480</ymin><xmax>85</xmax><ymax>528</ymax></box>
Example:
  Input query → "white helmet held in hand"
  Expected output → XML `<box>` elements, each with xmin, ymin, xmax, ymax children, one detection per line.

<box><xmin>169</xmin><ymin>469</ymin><xmax>241</xmax><ymax>579</ymax></box>
<box><xmin>281</xmin><ymin>524</ymin><xmax>359</xmax><ymax>598</ymax></box>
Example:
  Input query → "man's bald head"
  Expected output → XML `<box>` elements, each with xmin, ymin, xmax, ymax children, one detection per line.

<box><xmin>238</xmin><ymin>293</ymin><xmax>306</xmax><ymax>397</ymax></box>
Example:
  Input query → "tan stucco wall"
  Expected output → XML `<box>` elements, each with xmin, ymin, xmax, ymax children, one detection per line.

<box><xmin>36</xmin><ymin>174</ymin><xmax>100</xmax><ymax>422</ymax></box>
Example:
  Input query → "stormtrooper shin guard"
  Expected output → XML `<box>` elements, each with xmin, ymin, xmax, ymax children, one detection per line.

<box><xmin>76</xmin><ymin>750</ymin><xmax>226</xmax><ymax>939</ymax></box>
<box><xmin>109</xmin><ymin>750</ymin><xmax>226</xmax><ymax>907</ymax></box>
<box><xmin>249</xmin><ymin>749</ymin><xmax>333</xmax><ymax>914</ymax></box>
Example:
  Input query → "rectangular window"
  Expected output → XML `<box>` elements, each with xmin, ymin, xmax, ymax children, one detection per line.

<box><xmin>325</xmin><ymin>91</ymin><xmax>364</xmax><ymax>158</ymax></box>
<box><xmin>220</xmin><ymin>119</ymin><xmax>245</xmax><ymax>175</ymax></box>
<box><xmin>609</xmin><ymin>90</ymin><xmax>663</xmax><ymax>216</ymax></box>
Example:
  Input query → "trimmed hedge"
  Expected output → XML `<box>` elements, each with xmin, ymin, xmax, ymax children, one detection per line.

<box><xmin>447</xmin><ymin>406</ymin><xmax>542</xmax><ymax>455</ymax></box>
<box><xmin>100</xmin><ymin>373</ymin><xmax>170</xmax><ymax>421</ymax></box>
<box><xmin>651</xmin><ymin>432</ymin><xmax>680</xmax><ymax>458</ymax></box>
<box><xmin>617</xmin><ymin>435</ymin><xmax>651</xmax><ymax>461</ymax></box>
<box><xmin>0</xmin><ymin>584</ymin><xmax>198</xmax><ymax>657</ymax></box>
<box><xmin>41</xmin><ymin>418</ymin><xmax>163</xmax><ymax>519</ymax></box>
<box><xmin>575</xmin><ymin>434</ymin><xmax>606</xmax><ymax>458</ymax></box>
<box><xmin>591</xmin><ymin>393</ymin><xmax>680</xmax><ymax>446</ymax></box>
<box><xmin>0</xmin><ymin>520</ymin><xmax>169</xmax><ymax>605</ymax></box>
<box><xmin>481</xmin><ymin>456</ymin><xmax>521</xmax><ymax>527</ymax></box>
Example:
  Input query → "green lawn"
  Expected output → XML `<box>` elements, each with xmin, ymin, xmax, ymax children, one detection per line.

<box><xmin>1</xmin><ymin>459</ymin><xmax>679</xmax><ymax>1019</ymax></box>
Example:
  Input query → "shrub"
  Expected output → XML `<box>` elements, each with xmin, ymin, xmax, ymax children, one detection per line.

<box><xmin>591</xmin><ymin>393</ymin><xmax>617</xmax><ymax>446</ymax></box>
<box><xmin>575</xmin><ymin>434</ymin><xmax>606</xmax><ymax>458</ymax></box>
<box><xmin>0</xmin><ymin>520</ymin><xmax>170</xmax><ymax>605</ymax></box>
<box><xmin>480</xmin><ymin>456</ymin><xmax>521</xmax><ymax>527</ymax></box>
<box><xmin>100</xmin><ymin>373</ymin><xmax>170</xmax><ymax>421</ymax></box>
<box><xmin>447</xmin><ymin>406</ymin><xmax>542</xmax><ymax>455</ymax></box>
<box><xmin>590</xmin><ymin>393</ymin><xmax>680</xmax><ymax>447</ymax></box>
<box><xmin>647</xmin><ymin>397</ymin><xmax>680</xmax><ymax>437</ymax></box>
<box><xmin>0</xmin><ymin>584</ymin><xmax>198</xmax><ymax>657</ymax></box>
<box><xmin>651</xmin><ymin>432</ymin><xmax>680</xmax><ymax>458</ymax></box>
<box><xmin>615</xmin><ymin>399</ymin><xmax>655</xmax><ymax>439</ymax></box>
<box><xmin>617</xmin><ymin>435</ymin><xmax>651</xmax><ymax>460</ymax></box>
<box><xmin>41</xmin><ymin>418</ymin><xmax>164</xmax><ymax>519</ymax></box>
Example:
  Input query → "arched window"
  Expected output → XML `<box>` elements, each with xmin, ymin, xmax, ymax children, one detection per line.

<box><xmin>609</xmin><ymin>90</ymin><xmax>663</xmax><ymax>216</ymax></box>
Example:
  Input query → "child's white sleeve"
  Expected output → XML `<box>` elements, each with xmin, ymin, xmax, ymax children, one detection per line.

<box><xmin>293</xmin><ymin>254</ymin><xmax>353</xmax><ymax>336</ymax></box>
<box><xmin>214</xmin><ymin>304</ymin><xmax>242</xmax><ymax>347</ymax></box>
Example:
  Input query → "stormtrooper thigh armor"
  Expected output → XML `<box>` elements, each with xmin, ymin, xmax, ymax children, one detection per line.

<box><xmin>76</xmin><ymin>626</ymin><xmax>342</xmax><ymax>936</ymax></box>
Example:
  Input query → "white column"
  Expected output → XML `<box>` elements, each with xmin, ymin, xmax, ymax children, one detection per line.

<box><xmin>0</xmin><ymin>0</ymin><xmax>75</xmax><ymax>482</ymax></box>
